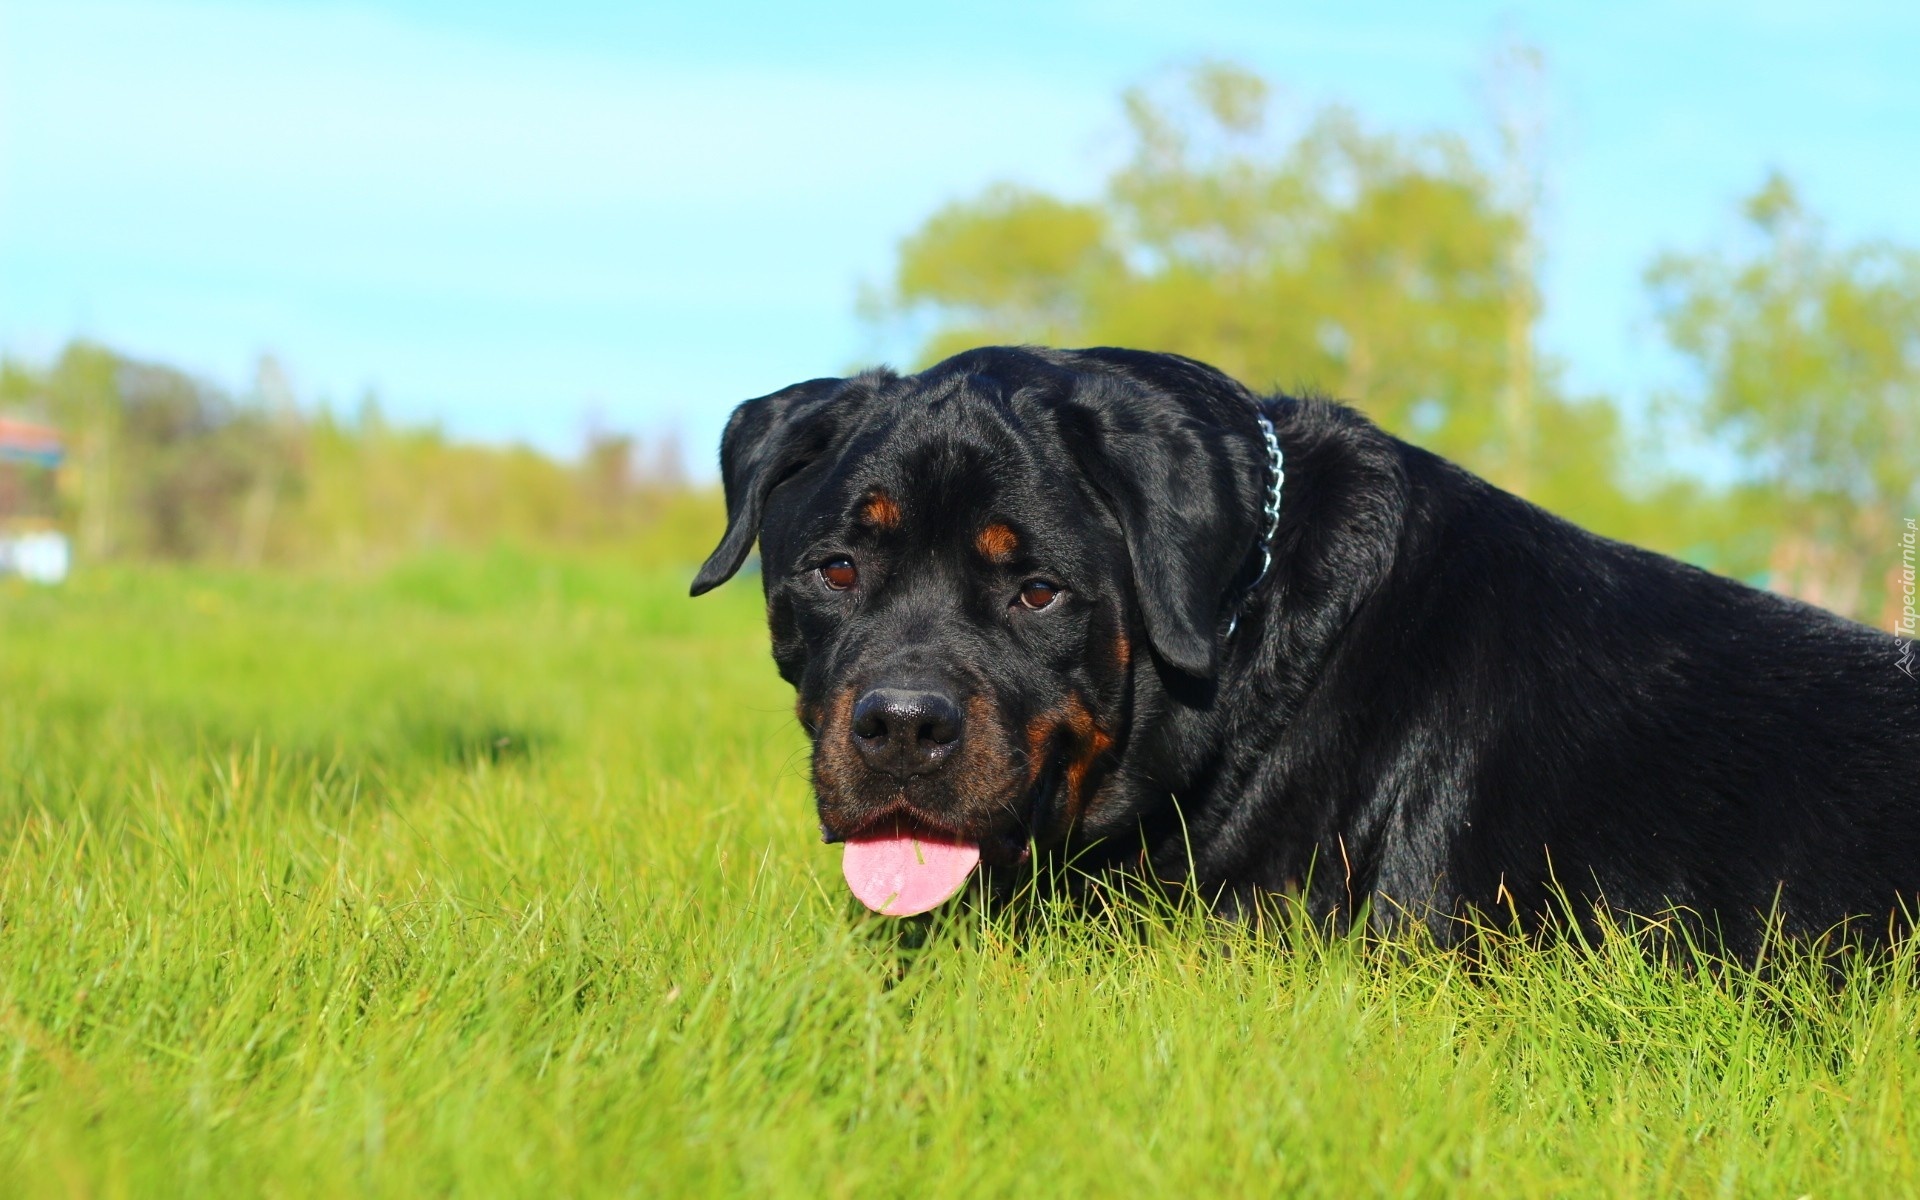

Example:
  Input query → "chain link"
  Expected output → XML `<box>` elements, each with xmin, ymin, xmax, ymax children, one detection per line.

<box><xmin>1251</xmin><ymin>412</ymin><xmax>1284</xmax><ymax>590</ymax></box>
<box><xmin>1224</xmin><ymin>411</ymin><xmax>1285</xmax><ymax>640</ymax></box>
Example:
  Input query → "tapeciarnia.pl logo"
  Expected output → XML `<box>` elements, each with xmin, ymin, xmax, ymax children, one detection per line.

<box><xmin>1897</xmin><ymin>517</ymin><xmax>1916</xmax><ymax>680</ymax></box>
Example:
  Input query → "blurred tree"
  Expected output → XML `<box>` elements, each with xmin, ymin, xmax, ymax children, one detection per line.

<box><xmin>1648</xmin><ymin>172</ymin><xmax>1920</xmax><ymax>624</ymax></box>
<box><xmin>1485</xmin><ymin>38</ymin><xmax>1548</xmax><ymax>498</ymax></box>
<box><xmin>44</xmin><ymin>344</ymin><xmax>119</xmax><ymax>558</ymax></box>
<box><xmin>235</xmin><ymin>354</ymin><xmax>305</xmax><ymax>567</ymax></box>
<box><xmin>0</xmin><ymin>342</ymin><xmax>712</xmax><ymax>569</ymax></box>
<box><xmin>113</xmin><ymin>355</ymin><xmax>289</xmax><ymax>559</ymax></box>
<box><xmin>872</xmin><ymin>60</ymin><xmax>1631</xmax><ymax>519</ymax></box>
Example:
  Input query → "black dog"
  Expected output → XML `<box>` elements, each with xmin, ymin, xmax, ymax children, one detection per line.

<box><xmin>692</xmin><ymin>345</ymin><xmax>1920</xmax><ymax>952</ymax></box>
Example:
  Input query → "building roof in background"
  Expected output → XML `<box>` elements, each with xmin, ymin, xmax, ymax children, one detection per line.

<box><xmin>0</xmin><ymin>416</ymin><xmax>65</xmax><ymax>466</ymax></box>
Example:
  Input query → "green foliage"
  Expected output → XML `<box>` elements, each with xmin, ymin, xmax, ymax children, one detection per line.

<box><xmin>895</xmin><ymin>185</ymin><xmax>1118</xmax><ymax>346</ymax></box>
<box><xmin>1649</xmin><ymin>172</ymin><xmax>1920</xmax><ymax>621</ymax></box>
<box><xmin>879</xmin><ymin>64</ymin><xmax>1591</xmax><ymax>494</ymax></box>
<box><xmin>872</xmin><ymin>63</ymin><xmax>1920</xmax><ymax>613</ymax></box>
<box><xmin>6</xmin><ymin>557</ymin><xmax>1920</xmax><ymax>1195</ymax></box>
<box><xmin>0</xmin><ymin>342</ymin><xmax>704</xmax><ymax>569</ymax></box>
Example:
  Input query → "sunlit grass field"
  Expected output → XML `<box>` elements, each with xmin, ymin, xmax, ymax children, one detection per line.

<box><xmin>4</xmin><ymin>549</ymin><xmax>1920</xmax><ymax>1197</ymax></box>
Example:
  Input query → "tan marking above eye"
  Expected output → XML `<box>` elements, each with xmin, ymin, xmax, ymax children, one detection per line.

<box><xmin>859</xmin><ymin>491</ymin><xmax>901</xmax><ymax>529</ymax></box>
<box><xmin>975</xmin><ymin>523</ymin><xmax>1019</xmax><ymax>563</ymax></box>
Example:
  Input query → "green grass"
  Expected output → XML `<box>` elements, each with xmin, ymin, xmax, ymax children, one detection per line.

<box><xmin>4</xmin><ymin>546</ymin><xmax>1919</xmax><ymax>1197</ymax></box>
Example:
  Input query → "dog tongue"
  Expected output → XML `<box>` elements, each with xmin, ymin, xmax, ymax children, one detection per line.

<box><xmin>842</xmin><ymin>831</ymin><xmax>981</xmax><ymax>916</ymax></box>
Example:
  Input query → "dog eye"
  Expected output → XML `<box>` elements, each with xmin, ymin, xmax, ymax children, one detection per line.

<box><xmin>1017</xmin><ymin>579</ymin><xmax>1062</xmax><ymax>611</ymax></box>
<box><xmin>819</xmin><ymin>558</ymin><xmax>858</xmax><ymax>591</ymax></box>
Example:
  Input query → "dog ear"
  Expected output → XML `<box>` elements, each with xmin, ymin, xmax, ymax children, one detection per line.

<box><xmin>689</xmin><ymin>378</ymin><xmax>844</xmax><ymax>596</ymax></box>
<box><xmin>1058</xmin><ymin>352</ymin><xmax>1267</xmax><ymax>679</ymax></box>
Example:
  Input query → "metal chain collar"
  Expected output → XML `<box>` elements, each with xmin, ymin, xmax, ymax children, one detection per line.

<box><xmin>1251</xmin><ymin>412</ymin><xmax>1284</xmax><ymax>591</ymax></box>
<box><xmin>1225</xmin><ymin>411</ymin><xmax>1285</xmax><ymax>640</ymax></box>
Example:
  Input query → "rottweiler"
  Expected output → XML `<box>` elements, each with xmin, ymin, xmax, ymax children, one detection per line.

<box><xmin>691</xmin><ymin>345</ymin><xmax>1920</xmax><ymax>952</ymax></box>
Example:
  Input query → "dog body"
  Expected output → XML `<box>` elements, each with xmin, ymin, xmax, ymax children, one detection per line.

<box><xmin>693</xmin><ymin>346</ymin><xmax>1920</xmax><ymax>950</ymax></box>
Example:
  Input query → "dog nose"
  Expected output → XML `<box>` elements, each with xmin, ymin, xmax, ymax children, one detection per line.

<box><xmin>851</xmin><ymin>687</ymin><xmax>963</xmax><ymax>777</ymax></box>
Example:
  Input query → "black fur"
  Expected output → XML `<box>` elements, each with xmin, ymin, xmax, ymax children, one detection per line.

<box><xmin>694</xmin><ymin>346</ymin><xmax>1920</xmax><ymax>952</ymax></box>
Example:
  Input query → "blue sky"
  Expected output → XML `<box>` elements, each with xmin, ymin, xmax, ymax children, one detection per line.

<box><xmin>2</xmin><ymin>0</ymin><xmax>1916</xmax><ymax>475</ymax></box>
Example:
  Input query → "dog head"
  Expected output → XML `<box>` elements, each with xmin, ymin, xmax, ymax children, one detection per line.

<box><xmin>691</xmin><ymin>347</ymin><xmax>1272</xmax><ymax>911</ymax></box>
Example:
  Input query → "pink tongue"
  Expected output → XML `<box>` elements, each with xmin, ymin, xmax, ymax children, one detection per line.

<box><xmin>842</xmin><ymin>832</ymin><xmax>981</xmax><ymax>916</ymax></box>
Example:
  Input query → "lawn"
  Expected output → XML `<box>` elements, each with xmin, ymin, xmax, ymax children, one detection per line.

<box><xmin>3</xmin><ymin>549</ymin><xmax>1917</xmax><ymax>1197</ymax></box>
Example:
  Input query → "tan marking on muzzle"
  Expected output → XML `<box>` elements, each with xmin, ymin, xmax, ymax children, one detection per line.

<box><xmin>952</xmin><ymin>693</ymin><xmax>1015</xmax><ymax>810</ymax></box>
<box><xmin>811</xmin><ymin>687</ymin><xmax>862</xmax><ymax>800</ymax></box>
<box><xmin>1017</xmin><ymin>697</ymin><xmax>1115</xmax><ymax>830</ymax></box>
<box><xmin>1024</xmin><ymin>713</ymin><xmax>1055</xmax><ymax>790</ymax></box>
<box><xmin>1061</xmin><ymin>695</ymin><xmax>1115</xmax><ymax>825</ymax></box>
